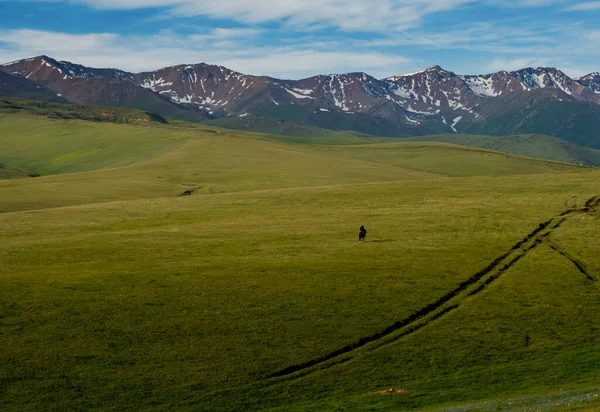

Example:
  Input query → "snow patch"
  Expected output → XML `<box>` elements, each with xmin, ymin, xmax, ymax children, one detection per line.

<box><xmin>284</xmin><ymin>87</ymin><xmax>315</xmax><ymax>99</ymax></box>
<box><xmin>451</xmin><ymin>116</ymin><xmax>462</xmax><ymax>132</ymax></box>
<box><xmin>291</xmin><ymin>87</ymin><xmax>314</xmax><ymax>96</ymax></box>
<box><xmin>388</xmin><ymin>69</ymin><xmax>428</xmax><ymax>80</ymax></box>
<box><xmin>140</xmin><ymin>77</ymin><xmax>174</xmax><ymax>90</ymax></box>
<box><xmin>462</xmin><ymin>76</ymin><xmax>500</xmax><ymax>97</ymax></box>
<box><xmin>535</xmin><ymin>73</ymin><xmax>547</xmax><ymax>88</ymax></box>
<box><xmin>406</xmin><ymin>105</ymin><xmax>438</xmax><ymax>115</ymax></box>
<box><xmin>549</xmin><ymin>73</ymin><xmax>572</xmax><ymax>95</ymax></box>
<box><xmin>171</xmin><ymin>94</ymin><xmax>195</xmax><ymax>104</ymax></box>
<box><xmin>441</xmin><ymin>116</ymin><xmax>462</xmax><ymax>133</ymax></box>
<box><xmin>392</xmin><ymin>86</ymin><xmax>412</xmax><ymax>99</ymax></box>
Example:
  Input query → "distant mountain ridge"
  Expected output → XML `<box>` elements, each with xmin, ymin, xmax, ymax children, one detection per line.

<box><xmin>0</xmin><ymin>70</ymin><xmax>67</xmax><ymax>102</ymax></box>
<box><xmin>2</xmin><ymin>55</ymin><xmax>600</xmax><ymax>147</ymax></box>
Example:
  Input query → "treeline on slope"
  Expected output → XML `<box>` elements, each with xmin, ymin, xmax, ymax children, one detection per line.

<box><xmin>0</xmin><ymin>99</ymin><xmax>169</xmax><ymax>125</ymax></box>
<box><xmin>0</xmin><ymin>162</ymin><xmax>36</xmax><ymax>179</ymax></box>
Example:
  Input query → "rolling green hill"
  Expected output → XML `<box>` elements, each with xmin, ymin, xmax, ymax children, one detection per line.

<box><xmin>1</xmin><ymin>171</ymin><xmax>600</xmax><ymax>411</ymax></box>
<box><xmin>4</xmin><ymin>99</ymin><xmax>600</xmax><ymax>168</ymax></box>
<box><xmin>402</xmin><ymin>133</ymin><xmax>600</xmax><ymax>166</ymax></box>
<box><xmin>0</xmin><ymin>114</ymin><xmax>591</xmax><ymax>213</ymax></box>
<box><xmin>1</xmin><ymin>113</ymin><xmax>600</xmax><ymax>411</ymax></box>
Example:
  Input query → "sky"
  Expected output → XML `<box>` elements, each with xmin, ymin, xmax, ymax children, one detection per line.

<box><xmin>0</xmin><ymin>0</ymin><xmax>599</xmax><ymax>79</ymax></box>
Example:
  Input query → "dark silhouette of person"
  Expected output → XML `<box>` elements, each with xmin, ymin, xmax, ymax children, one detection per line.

<box><xmin>359</xmin><ymin>225</ymin><xmax>367</xmax><ymax>241</ymax></box>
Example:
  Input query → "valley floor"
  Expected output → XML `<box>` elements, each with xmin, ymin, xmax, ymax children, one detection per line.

<box><xmin>1</xmin><ymin>115</ymin><xmax>599</xmax><ymax>411</ymax></box>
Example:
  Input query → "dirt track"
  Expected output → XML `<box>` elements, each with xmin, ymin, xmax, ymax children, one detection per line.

<box><xmin>270</xmin><ymin>197</ymin><xmax>598</xmax><ymax>379</ymax></box>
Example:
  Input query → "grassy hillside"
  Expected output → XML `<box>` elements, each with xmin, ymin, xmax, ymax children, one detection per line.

<box><xmin>0</xmin><ymin>114</ymin><xmax>202</xmax><ymax>176</ymax></box>
<box><xmin>1</xmin><ymin>114</ymin><xmax>600</xmax><ymax>411</ymax></box>
<box><xmin>206</xmin><ymin>112</ymin><xmax>600</xmax><ymax>166</ymax></box>
<box><xmin>320</xmin><ymin>141</ymin><xmax>588</xmax><ymax>176</ymax></box>
<box><xmin>5</xmin><ymin>100</ymin><xmax>600</xmax><ymax>167</ymax></box>
<box><xmin>402</xmin><ymin>133</ymin><xmax>600</xmax><ymax>166</ymax></box>
<box><xmin>0</xmin><ymin>114</ymin><xmax>591</xmax><ymax>213</ymax></box>
<box><xmin>1</xmin><ymin>171</ymin><xmax>600</xmax><ymax>411</ymax></box>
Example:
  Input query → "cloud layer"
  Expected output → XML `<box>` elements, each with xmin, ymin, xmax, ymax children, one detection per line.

<box><xmin>0</xmin><ymin>0</ymin><xmax>598</xmax><ymax>78</ymax></box>
<box><xmin>0</xmin><ymin>29</ymin><xmax>412</xmax><ymax>78</ymax></box>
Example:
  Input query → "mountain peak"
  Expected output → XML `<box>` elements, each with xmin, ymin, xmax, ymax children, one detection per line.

<box><xmin>427</xmin><ymin>65</ymin><xmax>446</xmax><ymax>72</ymax></box>
<box><xmin>576</xmin><ymin>72</ymin><xmax>600</xmax><ymax>79</ymax></box>
<box><xmin>387</xmin><ymin>65</ymin><xmax>451</xmax><ymax>80</ymax></box>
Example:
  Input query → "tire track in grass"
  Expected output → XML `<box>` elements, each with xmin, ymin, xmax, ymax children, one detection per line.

<box><xmin>546</xmin><ymin>238</ymin><xmax>595</xmax><ymax>281</ymax></box>
<box><xmin>270</xmin><ymin>197</ymin><xmax>598</xmax><ymax>379</ymax></box>
<box><xmin>270</xmin><ymin>222</ymin><xmax>562</xmax><ymax>378</ymax></box>
<box><xmin>584</xmin><ymin>196</ymin><xmax>599</xmax><ymax>212</ymax></box>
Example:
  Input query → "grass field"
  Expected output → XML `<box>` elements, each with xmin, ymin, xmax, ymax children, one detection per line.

<box><xmin>1</xmin><ymin>113</ymin><xmax>599</xmax><ymax>411</ymax></box>
<box><xmin>401</xmin><ymin>134</ymin><xmax>600</xmax><ymax>167</ymax></box>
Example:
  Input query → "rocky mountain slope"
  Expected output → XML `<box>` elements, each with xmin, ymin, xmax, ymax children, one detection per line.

<box><xmin>576</xmin><ymin>72</ymin><xmax>600</xmax><ymax>93</ymax></box>
<box><xmin>0</xmin><ymin>70</ymin><xmax>67</xmax><ymax>102</ymax></box>
<box><xmin>2</xmin><ymin>55</ymin><xmax>600</xmax><ymax>146</ymax></box>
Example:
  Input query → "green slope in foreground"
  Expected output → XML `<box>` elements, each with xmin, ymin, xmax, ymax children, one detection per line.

<box><xmin>1</xmin><ymin>173</ymin><xmax>600</xmax><ymax>411</ymax></box>
<box><xmin>1</xmin><ymin>114</ymin><xmax>600</xmax><ymax>411</ymax></box>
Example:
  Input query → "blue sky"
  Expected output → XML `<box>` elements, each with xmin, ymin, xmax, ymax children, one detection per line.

<box><xmin>0</xmin><ymin>0</ymin><xmax>599</xmax><ymax>79</ymax></box>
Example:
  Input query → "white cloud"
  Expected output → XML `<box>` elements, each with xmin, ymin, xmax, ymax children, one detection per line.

<box><xmin>0</xmin><ymin>1</ymin><xmax>597</xmax><ymax>79</ymax></box>
<box><xmin>28</xmin><ymin>0</ymin><xmax>478</xmax><ymax>32</ymax></box>
<box><xmin>2</xmin><ymin>0</ymin><xmax>586</xmax><ymax>35</ymax></box>
<box><xmin>0</xmin><ymin>29</ymin><xmax>118</xmax><ymax>53</ymax></box>
<box><xmin>0</xmin><ymin>29</ymin><xmax>412</xmax><ymax>79</ymax></box>
<box><xmin>584</xmin><ymin>30</ymin><xmax>600</xmax><ymax>41</ymax></box>
<box><xmin>487</xmin><ymin>58</ymin><xmax>550</xmax><ymax>73</ymax></box>
<box><xmin>564</xmin><ymin>1</ymin><xmax>600</xmax><ymax>11</ymax></box>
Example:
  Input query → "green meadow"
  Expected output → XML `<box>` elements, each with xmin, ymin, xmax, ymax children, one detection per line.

<box><xmin>1</xmin><ymin>113</ymin><xmax>599</xmax><ymax>411</ymax></box>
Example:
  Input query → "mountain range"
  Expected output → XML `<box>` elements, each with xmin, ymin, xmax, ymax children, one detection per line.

<box><xmin>2</xmin><ymin>55</ymin><xmax>600</xmax><ymax>148</ymax></box>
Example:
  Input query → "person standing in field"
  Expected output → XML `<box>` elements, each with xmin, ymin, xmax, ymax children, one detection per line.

<box><xmin>359</xmin><ymin>225</ymin><xmax>367</xmax><ymax>241</ymax></box>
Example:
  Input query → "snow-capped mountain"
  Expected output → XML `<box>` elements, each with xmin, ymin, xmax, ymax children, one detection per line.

<box><xmin>133</xmin><ymin>65</ymin><xmax>410</xmax><ymax>119</ymax></box>
<box><xmin>1</xmin><ymin>55</ymin><xmax>133</xmax><ymax>83</ymax></box>
<box><xmin>2</xmin><ymin>55</ymin><xmax>600</xmax><ymax>140</ymax></box>
<box><xmin>575</xmin><ymin>72</ymin><xmax>600</xmax><ymax>93</ymax></box>
<box><xmin>133</xmin><ymin>63</ymin><xmax>270</xmax><ymax>115</ymax></box>
<box><xmin>387</xmin><ymin>66</ymin><xmax>483</xmax><ymax>112</ymax></box>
